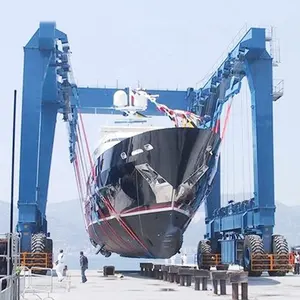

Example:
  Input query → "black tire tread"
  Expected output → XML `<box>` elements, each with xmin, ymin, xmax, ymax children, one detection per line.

<box><xmin>31</xmin><ymin>233</ymin><xmax>46</xmax><ymax>253</ymax></box>
<box><xmin>197</xmin><ymin>240</ymin><xmax>212</xmax><ymax>270</ymax></box>
<box><xmin>268</xmin><ymin>234</ymin><xmax>289</xmax><ymax>277</ymax></box>
<box><xmin>244</xmin><ymin>234</ymin><xmax>266</xmax><ymax>277</ymax></box>
<box><xmin>247</xmin><ymin>235</ymin><xmax>265</xmax><ymax>255</ymax></box>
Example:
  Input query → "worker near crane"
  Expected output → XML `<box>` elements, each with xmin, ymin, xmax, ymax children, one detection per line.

<box><xmin>79</xmin><ymin>251</ymin><xmax>88</xmax><ymax>283</ymax></box>
<box><xmin>294</xmin><ymin>252</ymin><xmax>300</xmax><ymax>275</ymax></box>
<box><xmin>55</xmin><ymin>249</ymin><xmax>65</xmax><ymax>282</ymax></box>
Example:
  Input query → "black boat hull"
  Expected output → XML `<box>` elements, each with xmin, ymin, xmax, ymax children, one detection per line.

<box><xmin>84</xmin><ymin>127</ymin><xmax>221</xmax><ymax>258</ymax></box>
<box><xmin>87</xmin><ymin>206</ymin><xmax>189</xmax><ymax>258</ymax></box>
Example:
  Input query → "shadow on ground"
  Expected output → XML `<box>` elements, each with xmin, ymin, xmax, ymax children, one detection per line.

<box><xmin>248</xmin><ymin>276</ymin><xmax>281</xmax><ymax>286</ymax></box>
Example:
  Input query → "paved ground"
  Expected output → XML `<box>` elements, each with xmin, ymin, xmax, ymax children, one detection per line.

<box><xmin>19</xmin><ymin>269</ymin><xmax>300</xmax><ymax>300</ymax></box>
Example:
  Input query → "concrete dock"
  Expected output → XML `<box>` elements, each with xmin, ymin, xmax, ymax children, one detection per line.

<box><xmin>19</xmin><ymin>269</ymin><xmax>300</xmax><ymax>300</ymax></box>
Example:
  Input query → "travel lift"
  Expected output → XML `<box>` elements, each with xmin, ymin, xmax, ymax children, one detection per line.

<box><xmin>16</xmin><ymin>22</ymin><xmax>289</xmax><ymax>276</ymax></box>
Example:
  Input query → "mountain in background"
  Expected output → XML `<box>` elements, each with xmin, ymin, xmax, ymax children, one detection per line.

<box><xmin>0</xmin><ymin>197</ymin><xmax>299</xmax><ymax>256</ymax></box>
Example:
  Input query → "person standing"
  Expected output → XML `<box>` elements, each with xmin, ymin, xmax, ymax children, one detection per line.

<box><xmin>80</xmin><ymin>251</ymin><xmax>88</xmax><ymax>283</ymax></box>
<box><xmin>294</xmin><ymin>252</ymin><xmax>300</xmax><ymax>275</ymax></box>
<box><xmin>55</xmin><ymin>249</ymin><xmax>65</xmax><ymax>282</ymax></box>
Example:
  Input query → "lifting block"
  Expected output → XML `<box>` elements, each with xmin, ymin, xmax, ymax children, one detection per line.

<box><xmin>211</xmin><ymin>271</ymin><xmax>228</xmax><ymax>295</ymax></box>
<box><xmin>140</xmin><ymin>263</ymin><xmax>153</xmax><ymax>277</ymax></box>
<box><xmin>153</xmin><ymin>264</ymin><xmax>163</xmax><ymax>279</ymax></box>
<box><xmin>161</xmin><ymin>265</ymin><xmax>169</xmax><ymax>281</ymax></box>
<box><xmin>103</xmin><ymin>265</ymin><xmax>115</xmax><ymax>276</ymax></box>
<box><xmin>229</xmin><ymin>271</ymin><xmax>248</xmax><ymax>300</ymax></box>
<box><xmin>168</xmin><ymin>265</ymin><xmax>180</xmax><ymax>283</ymax></box>
<box><xmin>194</xmin><ymin>269</ymin><xmax>210</xmax><ymax>291</ymax></box>
<box><xmin>178</xmin><ymin>267</ymin><xmax>194</xmax><ymax>287</ymax></box>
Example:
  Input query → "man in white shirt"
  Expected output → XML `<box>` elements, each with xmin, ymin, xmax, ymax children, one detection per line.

<box><xmin>55</xmin><ymin>249</ymin><xmax>65</xmax><ymax>281</ymax></box>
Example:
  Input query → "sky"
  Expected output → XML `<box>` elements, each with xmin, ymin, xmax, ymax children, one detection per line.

<box><xmin>0</xmin><ymin>0</ymin><xmax>299</xmax><ymax>209</ymax></box>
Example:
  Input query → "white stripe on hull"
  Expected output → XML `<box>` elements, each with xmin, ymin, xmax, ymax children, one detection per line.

<box><xmin>89</xmin><ymin>206</ymin><xmax>191</xmax><ymax>226</ymax></box>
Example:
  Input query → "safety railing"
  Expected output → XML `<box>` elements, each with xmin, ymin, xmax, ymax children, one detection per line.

<box><xmin>20</xmin><ymin>266</ymin><xmax>54</xmax><ymax>296</ymax></box>
<box><xmin>20</xmin><ymin>253</ymin><xmax>52</xmax><ymax>270</ymax></box>
<box><xmin>199</xmin><ymin>253</ymin><xmax>293</xmax><ymax>272</ymax></box>
<box><xmin>251</xmin><ymin>254</ymin><xmax>292</xmax><ymax>272</ymax></box>
<box><xmin>0</xmin><ymin>273</ymin><xmax>20</xmax><ymax>300</ymax></box>
<box><xmin>0</xmin><ymin>233</ymin><xmax>21</xmax><ymax>277</ymax></box>
<box><xmin>201</xmin><ymin>254</ymin><xmax>222</xmax><ymax>267</ymax></box>
<box><xmin>19</xmin><ymin>265</ymin><xmax>71</xmax><ymax>299</ymax></box>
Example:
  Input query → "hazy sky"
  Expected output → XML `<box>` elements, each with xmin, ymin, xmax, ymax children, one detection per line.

<box><xmin>0</xmin><ymin>0</ymin><xmax>299</xmax><ymax>210</ymax></box>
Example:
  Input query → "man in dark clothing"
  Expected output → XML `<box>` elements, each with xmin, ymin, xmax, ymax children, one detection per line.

<box><xmin>79</xmin><ymin>251</ymin><xmax>88</xmax><ymax>283</ymax></box>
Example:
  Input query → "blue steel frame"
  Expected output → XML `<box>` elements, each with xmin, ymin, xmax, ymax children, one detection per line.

<box><xmin>17</xmin><ymin>21</ymin><xmax>276</xmax><ymax>263</ymax></box>
<box><xmin>186</xmin><ymin>28</ymin><xmax>276</xmax><ymax>264</ymax></box>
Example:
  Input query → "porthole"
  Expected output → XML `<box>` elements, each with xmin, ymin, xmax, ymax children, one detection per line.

<box><xmin>144</xmin><ymin>144</ymin><xmax>153</xmax><ymax>151</ymax></box>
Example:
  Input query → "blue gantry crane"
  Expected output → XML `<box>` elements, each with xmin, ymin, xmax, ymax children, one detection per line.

<box><xmin>17</xmin><ymin>22</ymin><xmax>289</xmax><ymax>276</ymax></box>
<box><xmin>185</xmin><ymin>28</ymin><xmax>289</xmax><ymax>276</ymax></box>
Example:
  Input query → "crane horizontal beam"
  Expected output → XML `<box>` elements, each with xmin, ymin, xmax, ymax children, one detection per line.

<box><xmin>73</xmin><ymin>87</ymin><xmax>187</xmax><ymax>115</ymax></box>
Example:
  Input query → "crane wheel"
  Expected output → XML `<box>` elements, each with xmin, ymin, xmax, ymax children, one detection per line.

<box><xmin>243</xmin><ymin>234</ymin><xmax>265</xmax><ymax>277</ymax></box>
<box><xmin>197</xmin><ymin>240</ymin><xmax>212</xmax><ymax>270</ymax></box>
<box><xmin>31</xmin><ymin>233</ymin><xmax>48</xmax><ymax>275</ymax></box>
<box><xmin>268</xmin><ymin>234</ymin><xmax>289</xmax><ymax>277</ymax></box>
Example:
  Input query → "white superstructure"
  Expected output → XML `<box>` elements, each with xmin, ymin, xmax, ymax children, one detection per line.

<box><xmin>91</xmin><ymin>88</ymin><xmax>174</xmax><ymax>161</ymax></box>
<box><xmin>93</xmin><ymin>125</ymin><xmax>159</xmax><ymax>161</ymax></box>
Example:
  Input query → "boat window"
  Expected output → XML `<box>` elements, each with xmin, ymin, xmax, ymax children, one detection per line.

<box><xmin>132</xmin><ymin>149</ymin><xmax>144</xmax><ymax>156</ymax></box>
<box><xmin>120</xmin><ymin>152</ymin><xmax>127</xmax><ymax>159</ymax></box>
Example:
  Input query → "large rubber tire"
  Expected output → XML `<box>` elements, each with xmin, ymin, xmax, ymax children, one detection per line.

<box><xmin>243</xmin><ymin>235</ymin><xmax>265</xmax><ymax>277</ymax></box>
<box><xmin>268</xmin><ymin>235</ymin><xmax>289</xmax><ymax>277</ymax></box>
<box><xmin>197</xmin><ymin>240</ymin><xmax>212</xmax><ymax>270</ymax></box>
<box><xmin>31</xmin><ymin>233</ymin><xmax>48</xmax><ymax>275</ymax></box>
<box><xmin>31</xmin><ymin>233</ymin><xmax>46</xmax><ymax>253</ymax></box>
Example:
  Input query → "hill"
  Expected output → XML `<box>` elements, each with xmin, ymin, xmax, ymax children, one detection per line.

<box><xmin>0</xmin><ymin>199</ymin><xmax>299</xmax><ymax>255</ymax></box>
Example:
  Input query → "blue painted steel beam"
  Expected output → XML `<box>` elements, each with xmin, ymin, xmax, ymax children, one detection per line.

<box><xmin>75</xmin><ymin>87</ymin><xmax>187</xmax><ymax>114</ymax></box>
<box><xmin>17</xmin><ymin>22</ymin><xmax>65</xmax><ymax>251</ymax></box>
<box><xmin>190</xmin><ymin>28</ymin><xmax>276</xmax><ymax>254</ymax></box>
<box><xmin>18</xmin><ymin>22</ymin><xmax>60</xmax><ymax>251</ymax></box>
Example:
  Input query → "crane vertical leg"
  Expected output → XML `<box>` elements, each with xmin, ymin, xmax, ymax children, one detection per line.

<box><xmin>205</xmin><ymin>160</ymin><xmax>221</xmax><ymax>250</ymax></box>
<box><xmin>36</xmin><ymin>104</ymin><xmax>58</xmax><ymax>232</ymax></box>
<box><xmin>17</xmin><ymin>24</ymin><xmax>57</xmax><ymax>252</ymax></box>
<box><xmin>18</xmin><ymin>56</ymin><xmax>50</xmax><ymax>251</ymax></box>
<box><xmin>246</xmin><ymin>55</ymin><xmax>275</xmax><ymax>252</ymax></box>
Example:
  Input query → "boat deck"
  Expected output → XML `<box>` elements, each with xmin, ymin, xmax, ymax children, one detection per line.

<box><xmin>20</xmin><ymin>269</ymin><xmax>300</xmax><ymax>300</ymax></box>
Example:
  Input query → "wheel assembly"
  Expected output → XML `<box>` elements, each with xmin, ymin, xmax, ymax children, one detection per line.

<box><xmin>197</xmin><ymin>240</ymin><xmax>212</xmax><ymax>270</ymax></box>
<box><xmin>31</xmin><ymin>233</ymin><xmax>48</xmax><ymax>275</ymax></box>
<box><xmin>243</xmin><ymin>234</ymin><xmax>266</xmax><ymax>277</ymax></box>
<box><xmin>268</xmin><ymin>234</ymin><xmax>289</xmax><ymax>277</ymax></box>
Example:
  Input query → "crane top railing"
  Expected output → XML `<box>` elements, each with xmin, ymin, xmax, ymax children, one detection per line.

<box><xmin>195</xmin><ymin>24</ymin><xmax>279</xmax><ymax>90</ymax></box>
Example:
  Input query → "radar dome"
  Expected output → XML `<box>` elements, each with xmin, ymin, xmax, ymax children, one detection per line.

<box><xmin>132</xmin><ymin>93</ymin><xmax>148</xmax><ymax>109</ymax></box>
<box><xmin>113</xmin><ymin>90</ymin><xmax>128</xmax><ymax>107</ymax></box>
